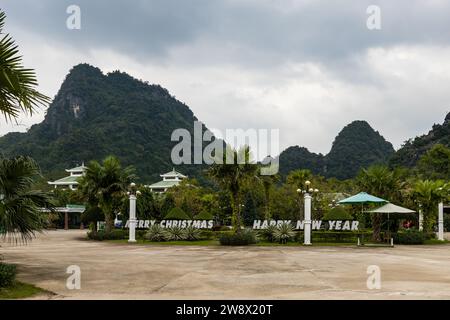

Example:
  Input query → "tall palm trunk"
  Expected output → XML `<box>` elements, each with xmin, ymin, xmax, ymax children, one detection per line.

<box><xmin>231</xmin><ymin>191</ymin><xmax>242</xmax><ymax>230</ymax></box>
<box><xmin>372</xmin><ymin>213</ymin><xmax>382</xmax><ymax>242</ymax></box>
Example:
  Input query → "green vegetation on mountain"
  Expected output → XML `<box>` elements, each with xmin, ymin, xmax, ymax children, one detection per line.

<box><xmin>0</xmin><ymin>64</ymin><xmax>210</xmax><ymax>184</ymax></box>
<box><xmin>279</xmin><ymin>120</ymin><xmax>394</xmax><ymax>180</ymax></box>
<box><xmin>390</xmin><ymin>112</ymin><xmax>450</xmax><ymax>168</ymax></box>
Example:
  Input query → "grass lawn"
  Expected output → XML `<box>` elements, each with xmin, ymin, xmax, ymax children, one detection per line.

<box><xmin>0</xmin><ymin>282</ymin><xmax>48</xmax><ymax>299</ymax></box>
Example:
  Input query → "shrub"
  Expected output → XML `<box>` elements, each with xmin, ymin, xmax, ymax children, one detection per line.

<box><xmin>323</xmin><ymin>206</ymin><xmax>353</xmax><ymax>221</ymax></box>
<box><xmin>0</xmin><ymin>262</ymin><xmax>17</xmax><ymax>288</ymax></box>
<box><xmin>87</xmin><ymin>229</ymin><xmax>126</xmax><ymax>240</ymax></box>
<box><xmin>144</xmin><ymin>224</ymin><xmax>168</xmax><ymax>242</ymax></box>
<box><xmin>393</xmin><ymin>229</ymin><xmax>425</xmax><ymax>244</ymax></box>
<box><xmin>183</xmin><ymin>226</ymin><xmax>201</xmax><ymax>241</ymax></box>
<box><xmin>445</xmin><ymin>214</ymin><xmax>450</xmax><ymax>232</ymax></box>
<box><xmin>199</xmin><ymin>230</ymin><xmax>215</xmax><ymax>240</ymax></box>
<box><xmin>164</xmin><ymin>207</ymin><xmax>190</xmax><ymax>220</ymax></box>
<box><xmin>274</xmin><ymin>223</ymin><xmax>295</xmax><ymax>244</ymax></box>
<box><xmin>81</xmin><ymin>206</ymin><xmax>104</xmax><ymax>225</ymax></box>
<box><xmin>258</xmin><ymin>224</ymin><xmax>277</xmax><ymax>242</ymax></box>
<box><xmin>166</xmin><ymin>226</ymin><xmax>187</xmax><ymax>241</ymax></box>
<box><xmin>195</xmin><ymin>210</ymin><xmax>214</xmax><ymax>220</ymax></box>
<box><xmin>219</xmin><ymin>229</ymin><xmax>257</xmax><ymax>246</ymax></box>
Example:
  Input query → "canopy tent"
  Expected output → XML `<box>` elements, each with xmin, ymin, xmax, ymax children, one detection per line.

<box><xmin>366</xmin><ymin>203</ymin><xmax>415</xmax><ymax>214</ymax></box>
<box><xmin>366</xmin><ymin>203</ymin><xmax>416</xmax><ymax>243</ymax></box>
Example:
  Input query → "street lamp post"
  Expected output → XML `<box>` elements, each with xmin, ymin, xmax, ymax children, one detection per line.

<box><xmin>438</xmin><ymin>201</ymin><xmax>444</xmax><ymax>241</ymax></box>
<box><xmin>127</xmin><ymin>183</ymin><xmax>141</xmax><ymax>243</ymax></box>
<box><xmin>297</xmin><ymin>181</ymin><xmax>319</xmax><ymax>246</ymax></box>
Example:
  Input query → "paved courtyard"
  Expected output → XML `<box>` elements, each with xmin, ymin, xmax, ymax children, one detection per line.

<box><xmin>1</xmin><ymin>230</ymin><xmax>450</xmax><ymax>299</ymax></box>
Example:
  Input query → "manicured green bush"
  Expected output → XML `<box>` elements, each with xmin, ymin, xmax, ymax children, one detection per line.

<box><xmin>258</xmin><ymin>224</ymin><xmax>277</xmax><ymax>242</ymax></box>
<box><xmin>144</xmin><ymin>224</ymin><xmax>168</xmax><ymax>242</ymax></box>
<box><xmin>164</xmin><ymin>207</ymin><xmax>190</xmax><ymax>220</ymax></box>
<box><xmin>166</xmin><ymin>226</ymin><xmax>187</xmax><ymax>241</ymax></box>
<box><xmin>274</xmin><ymin>223</ymin><xmax>295</xmax><ymax>244</ymax></box>
<box><xmin>0</xmin><ymin>262</ymin><xmax>17</xmax><ymax>288</ymax></box>
<box><xmin>183</xmin><ymin>226</ymin><xmax>201</xmax><ymax>241</ymax></box>
<box><xmin>323</xmin><ymin>206</ymin><xmax>353</xmax><ymax>221</ymax></box>
<box><xmin>219</xmin><ymin>229</ymin><xmax>257</xmax><ymax>246</ymax></box>
<box><xmin>195</xmin><ymin>210</ymin><xmax>214</xmax><ymax>220</ymax></box>
<box><xmin>87</xmin><ymin>229</ymin><xmax>126</xmax><ymax>240</ymax></box>
<box><xmin>199</xmin><ymin>230</ymin><xmax>215</xmax><ymax>240</ymax></box>
<box><xmin>393</xmin><ymin>229</ymin><xmax>425</xmax><ymax>244</ymax></box>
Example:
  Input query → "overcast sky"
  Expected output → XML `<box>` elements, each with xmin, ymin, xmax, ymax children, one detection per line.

<box><xmin>1</xmin><ymin>0</ymin><xmax>449</xmax><ymax>156</ymax></box>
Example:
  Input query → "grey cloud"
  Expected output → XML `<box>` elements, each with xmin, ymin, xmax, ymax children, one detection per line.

<box><xmin>3</xmin><ymin>0</ymin><xmax>450</xmax><ymax>67</ymax></box>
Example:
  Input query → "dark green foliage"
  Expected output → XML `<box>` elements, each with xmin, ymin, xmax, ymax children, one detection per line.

<box><xmin>160</xmin><ymin>194</ymin><xmax>176</xmax><ymax>218</ymax></box>
<box><xmin>164</xmin><ymin>207</ymin><xmax>190</xmax><ymax>220</ymax></box>
<box><xmin>242</xmin><ymin>192</ymin><xmax>258</xmax><ymax>227</ymax></box>
<box><xmin>393</xmin><ymin>229</ymin><xmax>425</xmax><ymax>245</ymax></box>
<box><xmin>80</xmin><ymin>206</ymin><xmax>104</xmax><ymax>225</ymax></box>
<box><xmin>391</xmin><ymin>112</ymin><xmax>450</xmax><ymax>168</ymax></box>
<box><xmin>445</xmin><ymin>214</ymin><xmax>450</xmax><ymax>232</ymax></box>
<box><xmin>195</xmin><ymin>210</ymin><xmax>214</xmax><ymax>220</ymax></box>
<box><xmin>0</xmin><ymin>64</ymin><xmax>210</xmax><ymax>183</ymax></box>
<box><xmin>417</xmin><ymin>144</ymin><xmax>450</xmax><ymax>180</ymax></box>
<box><xmin>144</xmin><ymin>224</ymin><xmax>167</xmax><ymax>242</ymax></box>
<box><xmin>325</xmin><ymin>121</ymin><xmax>394</xmax><ymax>180</ymax></box>
<box><xmin>323</xmin><ymin>207</ymin><xmax>353</xmax><ymax>221</ymax></box>
<box><xmin>278</xmin><ymin>121</ymin><xmax>394</xmax><ymax>180</ymax></box>
<box><xmin>0</xmin><ymin>262</ymin><xmax>17</xmax><ymax>288</ymax></box>
<box><xmin>219</xmin><ymin>229</ymin><xmax>257</xmax><ymax>246</ymax></box>
<box><xmin>278</xmin><ymin>146</ymin><xmax>324</xmax><ymax>177</ymax></box>
<box><xmin>87</xmin><ymin>229</ymin><xmax>126</xmax><ymax>240</ymax></box>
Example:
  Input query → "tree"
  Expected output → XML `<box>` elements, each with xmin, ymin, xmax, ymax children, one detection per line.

<box><xmin>0</xmin><ymin>156</ymin><xmax>54</xmax><ymax>242</ymax></box>
<box><xmin>208</xmin><ymin>146</ymin><xmax>258</xmax><ymax>229</ymax></box>
<box><xmin>411</xmin><ymin>180</ymin><xmax>448</xmax><ymax>232</ymax></box>
<box><xmin>259</xmin><ymin>173</ymin><xmax>280</xmax><ymax>220</ymax></box>
<box><xmin>0</xmin><ymin>10</ymin><xmax>50</xmax><ymax>120</ymax></box>
<box><xmin>418</xmin><ymin>144</ymin><xmax>450</xmax><ymax>180</ymax></box>
<box><xmin>357</xmin><ymin>165</ymin><xmax>404</xmax><ymax>241</ymax></box>
<box><xmin>78</xmin><ymin>156</ymin><xmax>136</xmax><ymax>232</ymax></box>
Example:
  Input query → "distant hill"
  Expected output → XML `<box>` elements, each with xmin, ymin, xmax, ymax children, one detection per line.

<box><xmin>0</xmin><ymin>64</ymin><xmax>210</xmax><ymax>183</ymax></box>
<box><xmin>279</xmin><ymin>120</ymin><xmax>395</xmax><ymax>179</ymax></box>
<box><xmin>390</xmin><ymin>112</ymin><xmax>450</xmax><ymax>168</ymax></box>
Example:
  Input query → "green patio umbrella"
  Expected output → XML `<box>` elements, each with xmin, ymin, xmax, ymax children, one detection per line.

<box><xmin>338</xmin><ymin>192</ymin><xmax>387</xmax><ymax>204</ymax></box>
<box><xmin>338</xmin><ymin>192</ymin><xmax>388</xmax><ymax>223</ymax></box>
<box><xmin>338</xmin><ymin>192</ymin><xmax>388</xmax><ymax>244</ymax></box>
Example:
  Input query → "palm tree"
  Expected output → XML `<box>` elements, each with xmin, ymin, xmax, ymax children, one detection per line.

<box><xmin>411</xmin><ymin>180</ymin><xmax>448</xmax><ymax>233</ymax></box>
<box><xmin>286</xmin><ymin>169</ymin><xmax>312</xmax><ymax>220</ymax></box>
<box><xmin>259</xmin><ymin>173</ymin><xmax>280</xmax><ymax>220</ymax></box>
<box><xmin>0</xmin><ymin>156</ymin><xmax>54</xmax><ymax>242</ymax></box>
<box><xmin>208</xmin><ymin>145</ymin><xmax>258</xmax><ymax>229</ymax></box>
<box><xmin>357</xmin><ymin>165</ymin><xmax>404</xmax><ymax>242</ymax></box>
<box><xmin>0</xmin><ymin>10</ymin><xmax>50</xmax><ymax>120</ymax></box>
<box><xmin>78</xmin><ymin>156</ymin><xmax>136</xmax><ymax>232</ymax></box>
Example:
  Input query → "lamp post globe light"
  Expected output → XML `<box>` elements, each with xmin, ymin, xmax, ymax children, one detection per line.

<box><xmin>297</xmin><ymin>181</ymin><xmax>319</xmax><ymax>245</ymax></box>
<box><xmin>128</xmin><ymin>183</ymin><xmax>141</xmax><ymax>243</ymax></box>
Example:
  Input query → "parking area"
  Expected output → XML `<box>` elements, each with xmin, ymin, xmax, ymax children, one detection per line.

<box><xmin>1</xmin><ymin>230</ymin><xmax>450</xmax><ymax>299</ymax></box>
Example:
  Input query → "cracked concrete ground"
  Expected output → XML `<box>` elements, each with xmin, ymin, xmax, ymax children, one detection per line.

<box><xmin>1</xmin><ymin>230</ymin><xmax>450</xmax><ymax>299</ymax></box>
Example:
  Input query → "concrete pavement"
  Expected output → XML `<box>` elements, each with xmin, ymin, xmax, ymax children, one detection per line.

<box><xmin>1</xmin><ymin>230</ymin><xmax>450</xmax><ymax>299</ymax></box>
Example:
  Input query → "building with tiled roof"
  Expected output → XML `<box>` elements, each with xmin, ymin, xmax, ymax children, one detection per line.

<box><xmin>48</xmin><ymin>163</ymin><xmax>87</xmax><ymax>190</ymax></box>
<box><xmin>146</xmin><ymin>168</ymin><xmax>187</xmax><ymax>193</ymax></box>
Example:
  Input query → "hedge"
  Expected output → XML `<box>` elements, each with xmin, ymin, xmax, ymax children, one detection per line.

<box><xmin>219</xmin><ymin>229</ymin><xmax>257</xmax><ymax>246</ymax></box>
<box><xmin>0</xmin><ymin>263</ymin><xmax>17</xmax><ymax>288</ymax></box>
